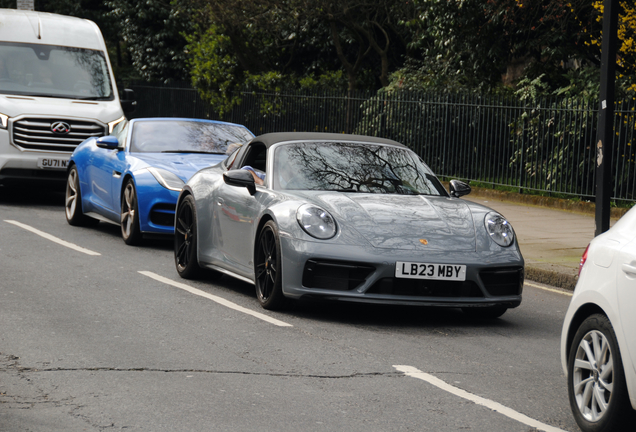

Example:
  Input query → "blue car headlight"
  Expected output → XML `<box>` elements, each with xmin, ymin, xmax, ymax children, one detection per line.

<box><xmin>147</xmin><ymin>167</ymin><xmax>185</xmax><ymax>191</ymax></box>
<box><xmin>296</xmin><ymin>204</ymin><xmax>337</xmax><ymax>239</ymax></box>
<box><xmin>484</xmin><ymin>211</ymin><xmax>514</xmax><ymax>247</ymax></box>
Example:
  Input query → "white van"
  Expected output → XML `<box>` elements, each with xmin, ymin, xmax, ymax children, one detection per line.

<box><xmin>0</xmin><ymin>8</ymin><xmax>134</xmax><ymax>185</ymax></box>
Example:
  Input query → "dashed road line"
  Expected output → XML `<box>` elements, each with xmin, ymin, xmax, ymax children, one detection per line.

<box><xmin>4</xmin><ymin>220</ymin><xmax>101</xmax><ymax>256</ymax></box>
<box><xmin>139</xmin><ymin>271</ymin><xmax>293</xmax><ymax>327</ymax></box>
<box><xmin>394</xmin><ymin>365</ymin><xmax>567</xmax><ymax>432</ymax></box>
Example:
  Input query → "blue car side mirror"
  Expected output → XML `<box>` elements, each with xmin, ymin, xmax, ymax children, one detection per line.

<box><xmin>96</xmin><ymin>136</ymin><xmax>120</xmax><ymax>150</ymax></box>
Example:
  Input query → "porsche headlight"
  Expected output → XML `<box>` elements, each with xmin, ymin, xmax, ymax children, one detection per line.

<box><xmin>147</xmin><ymin>167</ymin><xmax>185</xmax><ymax>191</ymax></box>
<box><xmin>297</xmin><ymin>204</ymin><xmax>337</xmax><ymax>239</ymax></box>
<box><xmin>484</xmin><ymin>212</ymin><xmax>514</xmax><ymax>247</ymax></box>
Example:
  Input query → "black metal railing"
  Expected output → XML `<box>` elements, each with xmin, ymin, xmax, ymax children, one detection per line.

<box><xmin>128</xmin><ymin>84</ymin><xmax>636</xmax><ymax>202</ymax></box>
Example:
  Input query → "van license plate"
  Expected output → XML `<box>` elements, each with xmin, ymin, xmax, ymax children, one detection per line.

<box><xmin>38</xmin><ymin>158</ymin><xmax>69</xmax><ymax>170</ymax></box>
<box><xmin>395</xmin><ymin>262</ymin><xmax>466</xmax><ymax>281</ymax></box>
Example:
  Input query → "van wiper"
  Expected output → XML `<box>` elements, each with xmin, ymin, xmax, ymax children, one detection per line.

<box><xmin>75</xmin><ymin>96</ymin><xmax>112</xmax><ymax>101</ymax></box>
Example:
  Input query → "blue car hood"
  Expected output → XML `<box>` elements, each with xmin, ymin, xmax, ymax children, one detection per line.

<box><xmin>301</xmin><ymin>192</ymin><xmax>477</xmax><ymax>251</ymax></box>
<box><xmin>134</xmin><ymin>153</ymin><xmax>226</xmax><ymax>182</ymax></box>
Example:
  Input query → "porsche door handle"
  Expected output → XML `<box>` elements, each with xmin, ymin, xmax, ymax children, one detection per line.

<box><xmin>621</xmin><ymin>263</ymin><xmax>636</xmax><ymax>277</ymax></box>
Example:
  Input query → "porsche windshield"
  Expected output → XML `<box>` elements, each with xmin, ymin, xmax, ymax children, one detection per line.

<box><xmin>130</xmin><ymin>121</ymin><xmax>254</xmax><ymax>154</ymax></box>
<box><xmin>274</xmin><ymin>142</ymin><xmax>448</xmax><ymax>195</ymax></box>
<box><xmin>0</xmin><ymin>42</ymin><xmax>113</xmax><ymax>99</ymax></box>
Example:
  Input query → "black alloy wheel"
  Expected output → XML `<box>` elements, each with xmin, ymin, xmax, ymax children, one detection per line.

<box><xmin>175</xmin><ymin>195</ymin><xmax>202</xmax><ymax>279</ymax></box>
<box><xmin>254</xmin><ymin>220</ymin><xmax>287</xmax><ymax>310</ymax></box>
<box><xmin>120</xmin><ymin>179</ymin><xmax>142</xmax><ymax>245</ymax></box>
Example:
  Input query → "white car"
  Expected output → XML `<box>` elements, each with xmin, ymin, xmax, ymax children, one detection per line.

<box><xmin>561</xmin><ymin>207</ymin><xmax>636</xmax><ymax>432</ymax></box>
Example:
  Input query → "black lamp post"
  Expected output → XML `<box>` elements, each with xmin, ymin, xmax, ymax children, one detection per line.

<box><xmin>595</xmin><ymin>0</ymin><xmax>620</xmax><ymax>236</ymax></box>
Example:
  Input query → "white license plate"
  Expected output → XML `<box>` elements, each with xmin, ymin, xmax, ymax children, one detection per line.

<box><xmin>395</xmin><ymin>262</ymin><xmax>467</xmax><ymax>281</ymax></box>
<box><xmin>37</xmin><ymin>157</ymin><xmax>69</xmax><ymax>170</ymax></box>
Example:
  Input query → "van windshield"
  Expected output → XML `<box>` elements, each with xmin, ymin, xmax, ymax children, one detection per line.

<box><xmin>0</xmin><ymin>42</ymin><xmax>113</xmax><ymax>100</ymax></box>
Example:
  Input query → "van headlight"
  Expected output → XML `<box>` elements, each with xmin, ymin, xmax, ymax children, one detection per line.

<box><xmin>297</xmin><ymin>204</ymin><xmax>337</xmax><ymax>239</ymax></box>
<box><xmin>108</xmin><ymin>116</ymin><xmax>125</xmax><ymax>133</ymax></box>
<box><xmin>0</xmin><ymin>113</ymin><xmax>8</xmax><ymax>129</ymax></box>
<box><xmin>484</xmin><ymin>212</ymin><xmax>514</xmax><ymax>247</ymax></box>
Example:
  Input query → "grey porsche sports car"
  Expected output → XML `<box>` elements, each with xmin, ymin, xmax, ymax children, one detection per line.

<box><xmin>174</xmin><ymin>132</ymin><xmax>524</xmax><ymax>317</ymax></box>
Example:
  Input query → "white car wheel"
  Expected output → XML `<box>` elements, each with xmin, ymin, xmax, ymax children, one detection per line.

<box><xmin>568</xmin><ymin>314</ymin><xmax>635</xmax><ymax>432</ymax></box>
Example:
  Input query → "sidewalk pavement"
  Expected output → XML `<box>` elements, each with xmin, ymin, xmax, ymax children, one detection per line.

<box><xmin>465</xmin><ymin>189</ymin><xmax>627</xmax><ymax>291</ymax></box>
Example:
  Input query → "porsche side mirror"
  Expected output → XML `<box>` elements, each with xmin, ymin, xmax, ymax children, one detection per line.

<box><xmin>223</xmin><ymin>170</ymin><xmax>256</xmax><ymax>195</ymax></box>
<box><xmin>96</xmin><ymin>136</ymin><xmax>120</xmax><ymax>150</ymax></box>
<box><xmin>449</xmin><ymin>179</ymin><xmax>471</xmax><ymax>198</ymax></box>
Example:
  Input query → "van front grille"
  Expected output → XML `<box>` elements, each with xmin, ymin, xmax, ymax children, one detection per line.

<box><xmin>12</xmin><ymin>118</ymin><xmax>106</xmax><ymax>152</ymax></box>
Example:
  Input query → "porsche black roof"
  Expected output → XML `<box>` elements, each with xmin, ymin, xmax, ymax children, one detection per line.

<box><xmin>249</xmin><ymin>132</ymin><xmax>408</xmax><ymax>149</ymax></box>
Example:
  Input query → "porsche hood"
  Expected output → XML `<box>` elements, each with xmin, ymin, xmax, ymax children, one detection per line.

<box><xmin>309</xmin><ymin>193</ymin><xmax>477</xmax><ymax>251</ymax></box>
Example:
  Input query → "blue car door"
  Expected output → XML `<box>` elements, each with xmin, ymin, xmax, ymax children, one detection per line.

<box><xmin>109</xmin><ymin>150</ymin><xmax>129</xmax><ymax>213</ymax></box>
<box><xmin>85</xmin><ymin>145</ymin><xmax>126</xmax><ymax>220</ymax></box>
<box><xmin>85</xmin><ymin>145</ymin><xmax>118</xmax><ymax>214</ymax></box>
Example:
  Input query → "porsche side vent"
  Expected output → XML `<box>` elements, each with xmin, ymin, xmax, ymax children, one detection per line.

<box><xmin>12</xmin><ymin>118</ymin><xmax>106</xmax><ymax>152</ymax></box>
<box><xmin>302</xmin><ymin>259</ymin><xmax>375</xmax><ymax>291</ymax></box>
<box><xmin>479</xmin><ymin>267</ymin><xmax>524</xmax><ymax>297</ymax></box>
<box><xmin>150</xmin><ymin>204</ymin><xmax>176</xmax><ymax>227</ymax></box>
<box><xmin>366</xmin><ymin>278</ymin><xmax>483</xmax><ymax>298</ymax></box>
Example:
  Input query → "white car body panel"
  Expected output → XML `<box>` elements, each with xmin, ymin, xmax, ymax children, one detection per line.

<box><xmin>561</xmin><ymin>207</ymin><xmax>636</xmax><ymax>409</ymax></box>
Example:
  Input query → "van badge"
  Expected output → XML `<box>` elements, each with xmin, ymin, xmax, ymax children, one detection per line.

<box><xmin>51</xmin><ymin>121</ymin><xmax>71</xmax><ymax>135</ymax></box>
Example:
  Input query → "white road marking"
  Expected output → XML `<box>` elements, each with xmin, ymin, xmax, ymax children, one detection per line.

<box><xmin>139</xmin><ymin>271</ymin><xmax>293</xmax><ymax>327</ymax></box>
<box><xmin>4</xmin><ymin>220</ymin><xmax>101</xmax><ymax>256</ymax></box>
<box><xmin>393</xmin><ymin>365</ymin><xmax>567</xmax><ymax>432</ymax></box>
<box><xmin>525</xmin><ymin>281</ymin><xmax>573</xmax><ymax>297</ymax></box>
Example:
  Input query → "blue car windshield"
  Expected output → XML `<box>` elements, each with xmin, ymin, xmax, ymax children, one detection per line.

<box><xmin>130</xmin><ymin>121</ymin><xmax>254</xmax><ymax>154</ymax></box>
<box><xmin>0</xmin><ymin>42</ymin><xmax>113</xmax><ymax>99</ymax></box>
<box><xmin>273</xmin><ymin>142</ymin><xmax>448</xmax><ymax>196</ymax></box>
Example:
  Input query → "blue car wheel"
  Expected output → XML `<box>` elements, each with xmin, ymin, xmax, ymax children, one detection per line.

<box><xmin>121</xmin><ymin>179</ymin><xmax>142</xmax><ymax>245</ymax></box>
<box><xmin>65</xmin><ymin>166</ymin><xmax>99</xmax><ymax>227</ymax></box>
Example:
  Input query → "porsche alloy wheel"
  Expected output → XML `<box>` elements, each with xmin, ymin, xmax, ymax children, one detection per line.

<box><xmin>120</xmin><ymin>179</ymin><xmax>142</xmax><ymax>245</ymax></box>
<box><xmin>568</xmin><ymin>314</ymin><xmax>635</xmax><ymax>432</ymax></box>
<box><xmin>255</xmin><ymin>221</ymin><xmax>287</xmax><ymax>310</ymax></box>
<box><xmin>174</xmin><ymin>195</ymin><xmax>202</xmax><ymax>279</ymax></box>
<box><xmin>65</xmin><ymin>166</ymin><xmax>98</xmax><ymax>227</ymax></box>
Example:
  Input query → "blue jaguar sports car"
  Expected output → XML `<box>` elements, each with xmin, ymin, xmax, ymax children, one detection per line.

<box><xmin>65</xmin><ymin>117</ymin><xmax>254</xmax><ymax>244</ymax></box>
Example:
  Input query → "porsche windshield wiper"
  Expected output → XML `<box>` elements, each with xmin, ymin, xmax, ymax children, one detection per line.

<box><xmin>322</xmin><ymin>188</ymin><xmax>362</xmax><ymax>192</ymax></box>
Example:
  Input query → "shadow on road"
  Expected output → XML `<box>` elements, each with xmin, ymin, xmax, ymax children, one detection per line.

<box><xmin>0</xmin><ymin>182</ymin><xmax>65</xmax><ymax>207</ymax></box>
<box><xmin>196</xmin><ymin>274</ymin><xmax>517</xmax><ymax>330</ymax></box>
